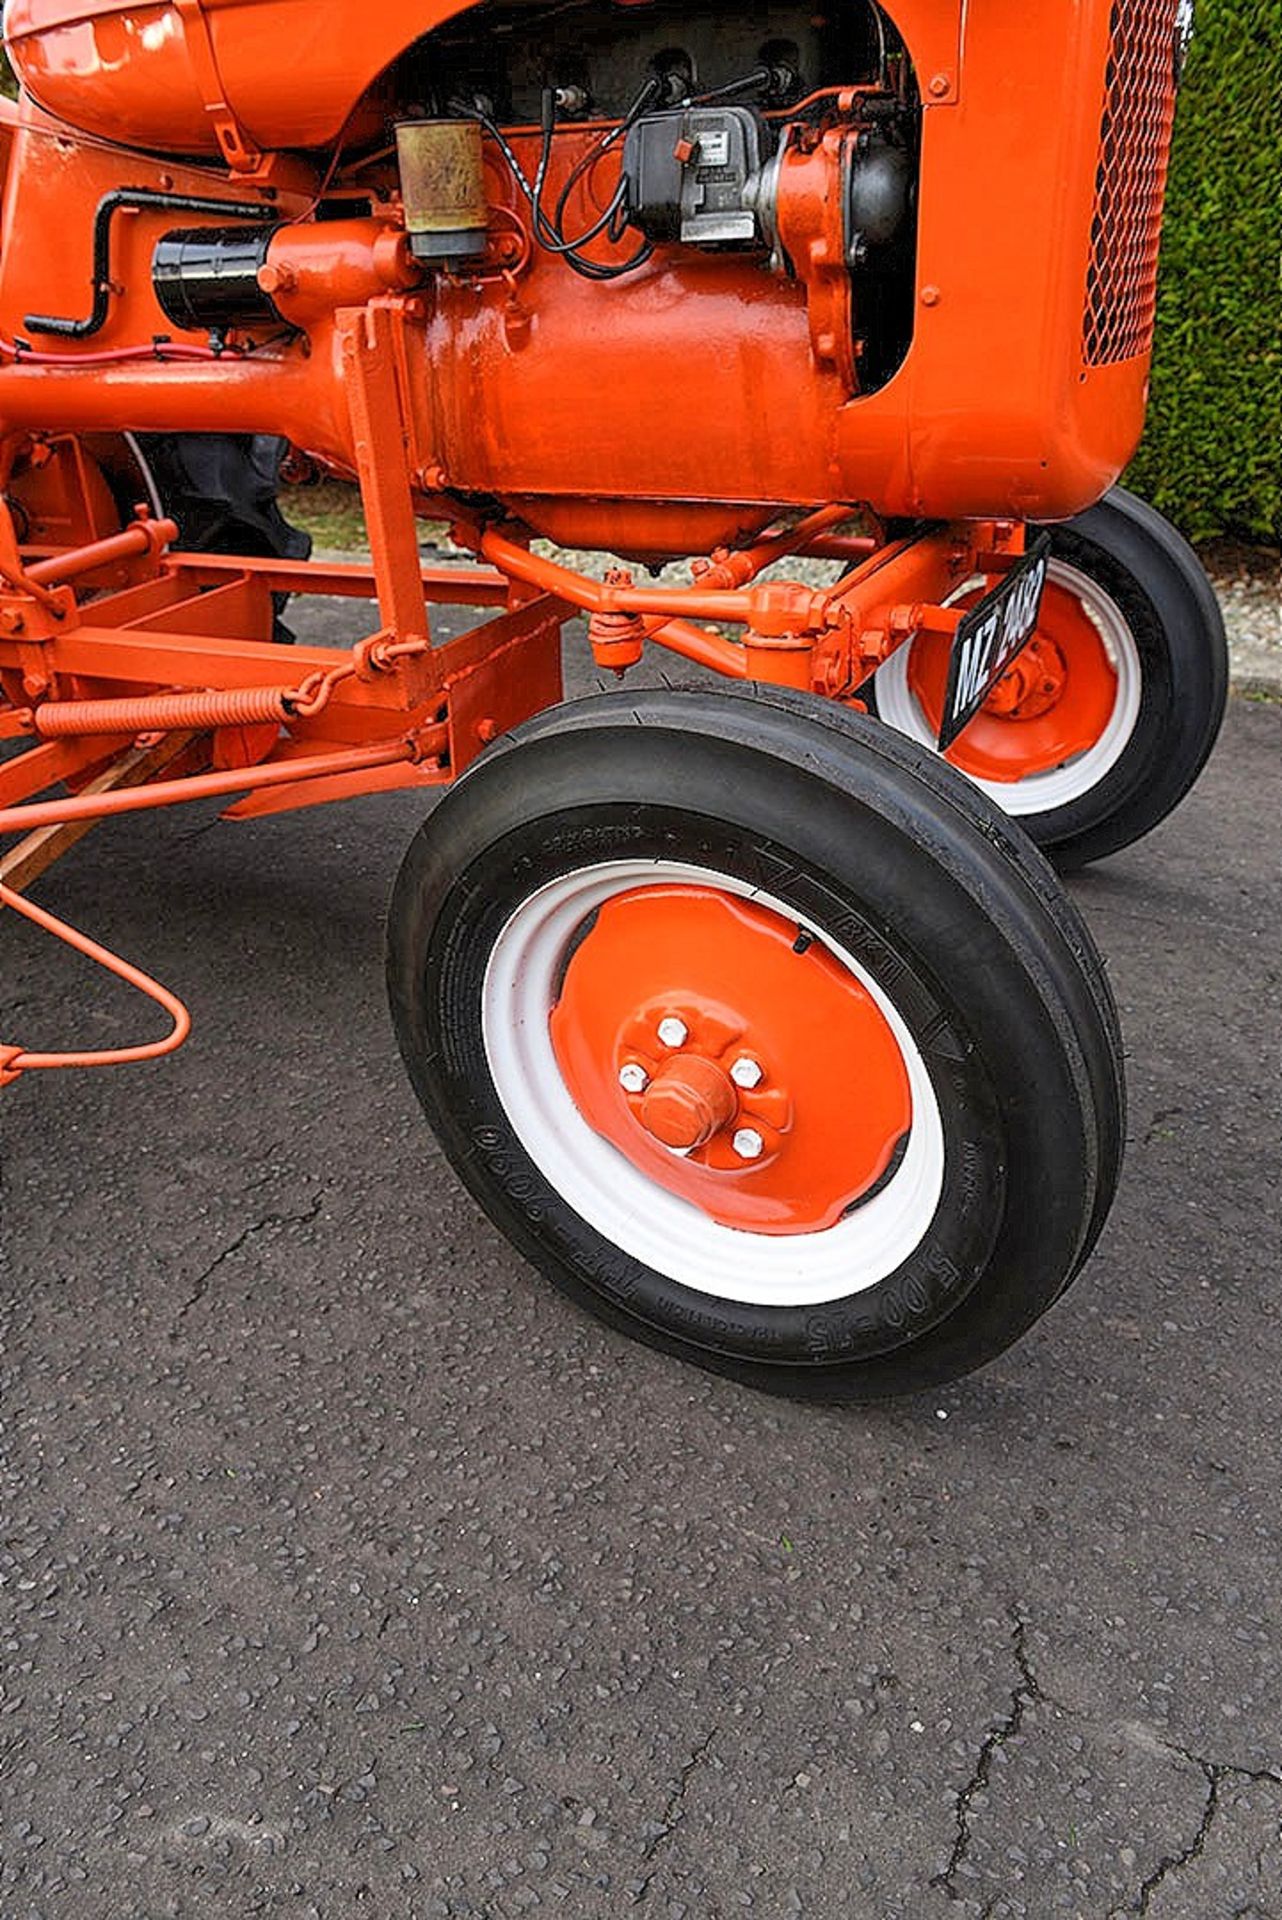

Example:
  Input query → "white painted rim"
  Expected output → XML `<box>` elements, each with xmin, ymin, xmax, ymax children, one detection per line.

<box><xmin>871</xmin><ymin>558</ymin><xmax>1143</xmax><ymax>816</ymax></box>
<box><xmin>480</xmin><ymin>861</ymin><xmax>946</xmax><ymax>1308</ymax></box>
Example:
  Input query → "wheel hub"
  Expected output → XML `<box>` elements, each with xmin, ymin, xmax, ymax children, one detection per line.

<box><xmin>982</xmin><ymin>633</ymin><xmax>1068</xmax><ymax>720</ymax></box>
<box><xmin>548</xmin><ymin>883</ymin><xmax>913</xmax><ymax>1234</ymax></box>
<box><xmin>637</xmin><ymin>1052</ymin><xmax>738</xmax><ymax>1150</ymax></box>
<box><xmin>905</xmin><ymin>571</ymin><xmax>1120</xmax><ymax>783</ymax></box>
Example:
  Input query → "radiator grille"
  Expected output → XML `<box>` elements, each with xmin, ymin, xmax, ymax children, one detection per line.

<box><xmin>1082</xmin><ymin>0</ymin><xmax>1181</xmax><ymax>366</ymax></box>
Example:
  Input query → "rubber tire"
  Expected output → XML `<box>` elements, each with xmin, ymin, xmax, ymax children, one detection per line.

<box><xmin>135</xmin><ymin>432</ymin><xmax>311</xmax><ymax>642</ymax></box>
<box><xmin>867</xmin><ymin>487</ymin><xmax>1228</xmax><ymax>869</ymax></box>
<box><xmin>387</xmin><ymin>686</ymin><xmax>1125</xmax><ymax>1401</ymax></box>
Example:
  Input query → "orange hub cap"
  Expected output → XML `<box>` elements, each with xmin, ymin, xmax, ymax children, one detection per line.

<box><xmin>548</xmin><ymin>884</ymin><xmax>912</xmax><ymax>1235</ymax></box>
<box><xmin>640</xmin><ymin>1054</ymin><xmax>739</xmax><ymax>1150</ymax></box>
<box><xmin>907</xmin><ymin>574</ymin><xmax>1120</xmax><ymax>783</ymax></box>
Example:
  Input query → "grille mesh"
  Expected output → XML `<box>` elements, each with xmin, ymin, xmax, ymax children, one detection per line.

<box><xmin>1082</xmin><ymin>0</ymin><xmax>1181</xmax><ymax>366</ymax></box>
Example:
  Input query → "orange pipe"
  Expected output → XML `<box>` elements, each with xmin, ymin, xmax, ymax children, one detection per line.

<box><xmin>0</xmin><ymin>739</ymin><xmax>415</xmax><ymax>836</ymax></box>
<box><xmin>0</xmin><ymin>879</ymin><xmax>190</xmax><ymax>1077</ymax></box>
<box><xmin>0</xmin><ymin>354</ymin><xmax>349</xmax><ymax>469</ymax></box>
<box><xmin>640</xmin><ymin>615</ymin><xmax>750</xmax><ymax>680</ymax></box>
<box><xmin>478</xmin><ymin>527</ymin><xmax>827</xmax><ymax>637</ymax></box>
<box><xmin>479</xmin><ymin>529</ymin><xmax>750</xmax><ymax>624</ymax></box>
<box><xmin>27</xmin><ymin>516</ymin><xmax>179</xmax><ymax>585</ymax></box>
<box><xmin>705</xmin><ymin>504</ymin><xmax>860</xmax><ymax>586</ymax></box>
<box><xmin>473</xmin><ymin>530</ymin><xmax>810</xmax><ymax>676</ymax></box>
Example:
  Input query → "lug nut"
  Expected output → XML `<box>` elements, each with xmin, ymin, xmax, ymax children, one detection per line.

<box><xmin>618</xmin><ymin>1062</ymin><xmax>649</xmax><ymax>1094</ymax></box>
<box><xmin>732</xmin><ymin>1127</ymin><xmax>764</xmax><ymax>1161</ymax></box>
<box><xmin>657</xmin><ymin>1017</ymin><xmax>689</xmax><ymax>1049</ymax></box>
<box><xmin>730</xmin><ymin>1055</ymin><xmax>763</xmax><ymax>1090</ymax></box>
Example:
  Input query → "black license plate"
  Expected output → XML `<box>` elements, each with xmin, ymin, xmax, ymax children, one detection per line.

<box><xmin>937</xmin><ymin>534</ymin><xmax>1052</xmax><ymax>751</ymax></box>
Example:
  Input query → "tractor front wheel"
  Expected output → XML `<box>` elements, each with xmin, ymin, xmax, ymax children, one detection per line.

<box><xmin>867</xmin><ymin>487</ymin><xmax>1228</xmax><ymax>868</ymax></box>
<box><xmin>387</xmin><ymin>687</ymin><xmax>1124</xmax><ymax>1400</ymax></box>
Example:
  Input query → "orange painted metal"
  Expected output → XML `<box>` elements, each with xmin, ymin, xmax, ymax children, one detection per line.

<box><xmin>549</xmin><ymin>884</ymin><xmax>913</xmax><ymax>1235</ymax></box>
<box><xmin>638</xmin><ymin>1055</ymin><xmax>741</xmax><ymax>1154</ymax></box>
<box><xmin>445</xmin><ymin>611</ymin><xmax>564</xmax><ymax>778</ymax></box>
<box><xmin>0</xmin><ymin>0</ymin><xmax>1182</xmax><ymax>1077</ymax></box>
<box><xmin>0</xmin><ymin>739</ymin><xmax>419</xmax><ymax>836</ymax></box>
<box><xmin>0</xmin><ymin>507</ymin><xmax>1029</xmax><ymax>855</ymax></box>
<box><xmin>0</xmin><ymin>877</ymin><xmax>191</xmax><ymax>1082</ymax></box>
<box><xmin>26</xmin><ymin>514</ymin><xmax>177</xmax><ymax>585</ymax></box>
<box><xmin>905</xmin><ymin>574</ymin><xmax>1121</xmax><ymax>783</ymax></box>
<box><xmin>30</xmin><ymin>683</ymin><xmax>297</xmax><ymax>735</ymax></box>
<box><xmin>0</xmin><ymin>2</ymin><xmax>1169</xmax><ymax>531</ymax></box>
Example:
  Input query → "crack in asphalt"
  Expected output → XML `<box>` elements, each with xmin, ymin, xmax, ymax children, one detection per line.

<box><xmin>932</xmin><ymin>1615</ymin><xmax>1040</xmax><ymax>1904</ymax></box>
<box><xmin>929</xmin><ymin>1609</ymin><xmax>1282</xmax><ymax>1917</ymax></box>
<box><xmin>1124</xmin><ymin>1765</ymin><xmax>1220</xmax><ymax>1917</ymax></box>
<box><xmin>1115</xmin><ymin>1751</ymin><xmax>1282</xmax><ymax>1919</ymax></box>
<box><xmin>633</xmin><ymin>1727</ymin><xmax>720</xmax><ymax>1901</ymax></box>
<box><xmin>173</xmin><ymin>1188</ymin><xmax>326</xmax><ymax>1323</ymax></box>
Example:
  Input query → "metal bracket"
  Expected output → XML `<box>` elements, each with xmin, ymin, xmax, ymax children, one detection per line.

<box><xmin>338</xmin><ymin>301</ymin><xmax>432</xmax><ymax>652</ymax></box>
<box><xmin>174</xmin><ymin>0</ymin><xmax>264</xmax><ymax>171</ymax></box>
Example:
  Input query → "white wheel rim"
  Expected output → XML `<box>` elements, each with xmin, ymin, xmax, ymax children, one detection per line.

<box><xmin>871</xmin><ymin>558</ymin><xmax>1143</xmax><ymax>815</ymax></box>
<box><xmin>480</xmin><ymin>860</ymin><xmax>946</xmax><ymax>1308</ymax></box>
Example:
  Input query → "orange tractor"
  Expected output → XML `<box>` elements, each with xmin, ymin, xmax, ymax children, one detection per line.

<box><xmin>0</xmin><ymin>0</ymin><xmax>1226</xmax><ymax>1395</ymax></box>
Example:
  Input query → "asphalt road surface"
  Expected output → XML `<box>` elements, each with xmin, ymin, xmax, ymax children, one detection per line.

<box><xmin>2</xmin><ymin>602</ymin><xmax>1280</xmax><ymax>1919</ymax></box>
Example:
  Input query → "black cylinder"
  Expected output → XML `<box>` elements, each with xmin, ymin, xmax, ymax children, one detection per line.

<box><xmin>152</xmin><ymin>226</ymin><xmax>282</xmax><ymax>332</ymax></box>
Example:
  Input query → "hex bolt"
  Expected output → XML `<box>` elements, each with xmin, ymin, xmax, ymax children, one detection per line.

<box><xmin>618</xmin><ymin>1062</ymin><xmax>649</xmax><ymax>1094</ymax></box>
<box><xmin>733</xmin><ymin>1127</ymin><xmax>765</xmax><ymax>1161</ymax></box>
<box><xmin>657</xmin><ymin>1017</ymin><xmax>689</xmax><ymax>1049</ymax></box>
<box><xmin>730</xmin><ymin>1055</ymin><xmax>764</xmax><ymax>1090</ymax></box>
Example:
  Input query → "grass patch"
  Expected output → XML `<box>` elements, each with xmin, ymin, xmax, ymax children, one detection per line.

<box><xmin>284</xmin><ymin>481</ymin><xmax>368</xmax><ymax>553</ymax></box>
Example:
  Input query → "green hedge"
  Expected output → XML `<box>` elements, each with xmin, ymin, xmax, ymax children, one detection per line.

<box><xmin>2</xmin><ymin>9</ymin><xmax>1277</xmax><ymax>542</ymax></box>
<box><xmin>1125</xmin><ymin>0</ymin><xmax>1281</xmax><ymax>542</ymax></box>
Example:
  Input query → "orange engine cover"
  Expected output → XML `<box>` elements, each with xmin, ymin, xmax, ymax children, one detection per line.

<box><xmin>4</xmin><ymin>0</ymin><xmax>458</xmax><ymax>156</ymax></box>
<box><xmin>0</xmin><ymin>0</ymin><xmax>1183</xmax><ymax>536</ymax></box>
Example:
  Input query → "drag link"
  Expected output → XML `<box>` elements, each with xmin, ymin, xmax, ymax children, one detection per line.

<box><xmin>0</xmin><ymin>739</ymin><xmax>420</xmax><ymax>837</ymax></box>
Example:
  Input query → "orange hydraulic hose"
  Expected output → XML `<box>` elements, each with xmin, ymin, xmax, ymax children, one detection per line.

<box><xmin>0</xmin><ymin>739</ymin><xmax>416</xmax><ymax>837</ymax></box>
<box><xmin>0</xmin><ymin>880</ymin><xmax>190</xmax><ymax>1077</ymax></box>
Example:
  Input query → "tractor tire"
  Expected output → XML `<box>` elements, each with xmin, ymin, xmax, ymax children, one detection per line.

<box><xmin>866</xmin><ymin>486</ymin><xmax>1228</xmax><ymax>868</ymax></box>
<box><xmin>135</xmin><ymin>432</ymin><xmax>311</xmax><ymax>642</ymax></box>
<box><xmin>386</xmin><ymin>685</ymin><xmax>1124</xmax><ymax>1401</ymax></box>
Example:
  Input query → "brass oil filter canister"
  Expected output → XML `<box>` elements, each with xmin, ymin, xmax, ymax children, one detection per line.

<box><xmin>395</xmin><ymin>120</ymin><xmax>488</xmax><ymax>264</ymax></box>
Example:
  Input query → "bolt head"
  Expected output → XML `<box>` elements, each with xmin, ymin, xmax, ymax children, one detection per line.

<box><xmin>729</xmin><ymin>1055</ymin><xmax>764</xmax><ymax>1090</ymax></box>
<box><xmin>618</xmin><ymin>1062</ymin><xmax>649</xmax><ymax>1094</ymax></box>
<box><xmin>732</xmin><ymin>1127</ymin><xmax>764</xmax><ymax>1162</ymax></box>
<box><xmin>657</xmin><ymin>1017</ymin><xmax>689</xmax><ymax>1049</ymax></box>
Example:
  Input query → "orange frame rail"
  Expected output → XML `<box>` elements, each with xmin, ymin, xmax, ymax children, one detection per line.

<box><xmin>0</xmin><ymin>295</ymin><xmax>1022</xmax><ymax>1078</ymax></box>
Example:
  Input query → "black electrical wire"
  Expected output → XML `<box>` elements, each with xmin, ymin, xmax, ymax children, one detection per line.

<box><xmin>450</xmin><ymin>80</ymin><xmax>657</xmax><ymax>282</ymax></box>
<box><xmin>551</xmin><ymin>75</ymin><xmax>660</xmax><ymax>233</ymax></box>
<box><xmin>536</xmin><ymin>82</ymin><xmax>657</xmax><ymax>280</ymax></box>
<box><xmin>690</xmin><ymin>66</ymin><xmax>772</xmax><ymax>105</ymax></box>
<box><xmin>529</xmin><ymin>93</ymin><xmax>637</xmax><ymax>257</ymax></box>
